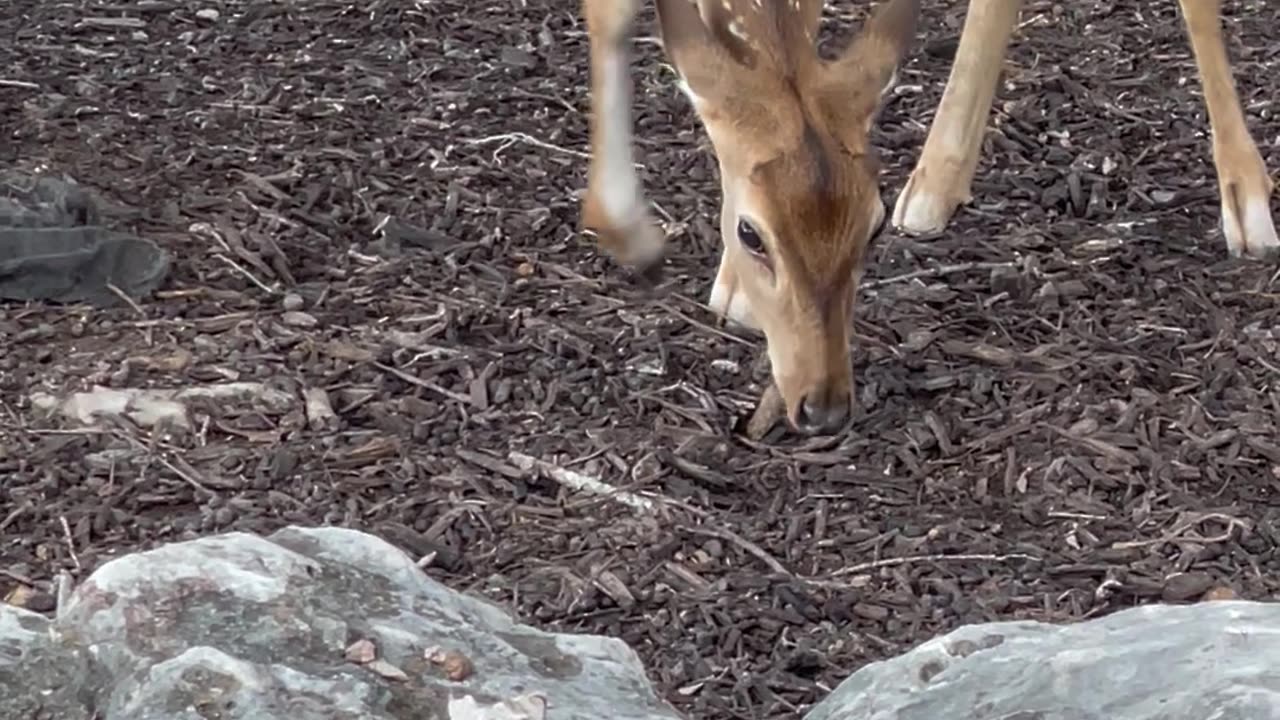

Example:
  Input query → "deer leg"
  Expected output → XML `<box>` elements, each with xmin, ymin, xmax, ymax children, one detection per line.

<box><xmin>745</xmin><ymin>382</ymin><xmax>784</xmax><ymax>440</ymax></box>
<box><xmin>1177</xmin><ymin>0</ymin><xmax>1279</xmax><ymax>259</ymax></box>
<box><xmin>892</xmin><ymin>0</ymin><xmax>1022</xmax><ymax>235</ymax></box>
<box><xmin>581</xmin><ymin>0</ymin><xmax>666</xmax><ymax>271</ymax></box>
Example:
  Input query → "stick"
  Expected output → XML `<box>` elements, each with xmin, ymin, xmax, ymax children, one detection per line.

<box><xmin>508</xmin><ymin>452</ymin><xmax>656</xmax><ymax>513</ymax></box>
<box><xmin>861</xmin><ymin>261</ymin><xmax>1018</xmax><ymax>289</ymax></box>
<box><xmin>54</xmin><ymin>571</ymin><xmax>75</xmax><ymax>620</ymax></box>
<box><xmin>59</xmin><ymin>516</ymin><xmax>82</xmax><ymax>571</ymax></box>
<box><xmin>825</xmin><ymin>552</ymin><xmax>1041</xmax><ymax>578</ymax></box>
<box><xmin>105</xmin><ymin>282</ymin><xmax>147</xmax><ymax>317</ymax></box>
<box><xmin>685</xmin><ymin>525</ymin><xmax>792</xmax><ymax>576</ymax></box>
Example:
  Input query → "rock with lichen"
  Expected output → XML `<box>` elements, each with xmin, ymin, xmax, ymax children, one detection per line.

<box><xmin>0</xmin><ymin>526</ymin><xmax>683</xmax><ymax>720</ymax></box>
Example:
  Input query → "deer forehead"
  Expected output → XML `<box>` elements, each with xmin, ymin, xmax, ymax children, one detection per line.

<box><xmin>735</xmin><ymin>136</ymin><xmax>877</xmax><ymax>290</ymax></box>
<box><xmin>696</xmin><ymin>0</ymin><xmax>818</xmax><ymax>49</ymax></box>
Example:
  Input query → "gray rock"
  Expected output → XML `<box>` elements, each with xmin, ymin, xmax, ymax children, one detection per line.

<box><xmin>0</xmin><ymin>603</ymin><xmax>92</xmax><ymax>719</ymax></box>
<box><xmin>804</xmin><ymin>600</ymin><xmax>1280</xmax><ymax>720</ymax></box>
<box><xmin>0</xmin><ymin>526</ymin><xmax>683</xmax><ymax>720</ymax></box>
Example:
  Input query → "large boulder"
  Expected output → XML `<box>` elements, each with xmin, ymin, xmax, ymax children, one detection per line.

<box><xmin>804</xmin><ymin>599</ymin><xmax>1280</xmax><ymax>719</ymax></box>
<box><xmin>0</xmin><ymin>526</ymin><xmax>683</xmax><ymax>720</ymax></box>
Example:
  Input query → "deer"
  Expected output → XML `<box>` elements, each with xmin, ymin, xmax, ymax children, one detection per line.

<box><xmin>578</xmin><ymin>0</ymin><xmax>1278</xmax><ymax>438</ymax></box>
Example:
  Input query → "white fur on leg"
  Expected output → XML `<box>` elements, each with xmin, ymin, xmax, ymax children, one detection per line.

<box><xmin>597</xmin><ymin>50</ymin><xmax>641</xmax><ymax>228</ymax></box>
<box><xmin>595</xmin><ymin>46</ymin><xmax>665</xmax><ymax>267</ymax></box>
<box><xmin>892</xmin><ymin>167</ymin><xmax>965</xmax><ymax>235</ymax></box>
<box><xmin>1221</xmin><ymin>187</ymin><xmax>1280</xmax><ymax>258</ymax></box>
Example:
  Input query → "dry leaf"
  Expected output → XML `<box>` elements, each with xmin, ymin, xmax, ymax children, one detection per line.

<box><xmin>1201</xmin><ymin>586</ymin><xmax>1238</xmax><ymax>602</ymax></box>
<box><xmin>3</xmin><ymin>584</ymin><xmax>35</xmax><ymax>608</ymax></box>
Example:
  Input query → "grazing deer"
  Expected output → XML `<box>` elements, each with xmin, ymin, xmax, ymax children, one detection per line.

<box><xmin>579</xmin><ymin>0</ymin><xmax>1277</xmax><ymax>437</ymax></box>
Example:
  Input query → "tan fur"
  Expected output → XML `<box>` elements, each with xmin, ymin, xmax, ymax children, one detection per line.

<box><xmin>580</xmin><ymin>0</ymin><xmax>1277</xmax><ymax>435</ymax></box>
<box><xmin>892</xmin><ymin>0</ymin><xmax>1278</xmax><ymax>259</ymax></box>
<box><xmin>581</xmin><ymin>0</ymin><xmax>917</xmax><ymax>432</ymax></box>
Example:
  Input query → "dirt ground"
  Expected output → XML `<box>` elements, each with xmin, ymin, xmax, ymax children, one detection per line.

<box><xmin>4</xmin><ymin>0</ymin><xmax>1280</xmax><ymax>717</ymax></box>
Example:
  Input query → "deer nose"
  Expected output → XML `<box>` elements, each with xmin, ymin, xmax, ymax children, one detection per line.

<box><xmin>795</xmin><ymin>393</ymin><xmax>849</xmax><ymax>435</ymax></box>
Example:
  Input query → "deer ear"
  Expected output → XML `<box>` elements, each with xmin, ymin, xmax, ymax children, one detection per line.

<box><xmin>823</xmin><ymin>0</ymin><xmax>921</xmax><ymax>122</ymax></box>
<box><xmin>656</xmin><ymin>0</ymin><xmax>756</xmax><ymax>103</ymax></box>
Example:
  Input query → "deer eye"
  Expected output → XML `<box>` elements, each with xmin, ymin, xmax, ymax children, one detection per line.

<box><xmin>737</xmin><ymin>218</ymin><xmax>766</xmax><ymax>255</ymax></box>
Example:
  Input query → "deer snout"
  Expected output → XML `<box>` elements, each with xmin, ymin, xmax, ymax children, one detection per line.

<box><xmin>793</xmin><ymin>385</ymin><xmax>850</xmax><ymax>435</ymax></box>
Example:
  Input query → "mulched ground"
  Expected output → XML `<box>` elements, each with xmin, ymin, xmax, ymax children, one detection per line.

<box><xmin>4</xmin><ymin>0</ymin><xmax>1280</xmax><ymax>716</ymax></box>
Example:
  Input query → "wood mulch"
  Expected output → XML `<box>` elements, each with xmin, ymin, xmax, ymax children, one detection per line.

<box><xmin>2</xmin><ymin>1</ymin><xmax>1279</xmax><ymax>717</ymax></box>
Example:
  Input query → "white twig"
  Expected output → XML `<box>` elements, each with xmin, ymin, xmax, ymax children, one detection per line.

<box><xmin>214</xmin><ymin>253</ymin><xmax>278</xmax><ymax>294</ymax></box>
<box><xmin>462</xmin><ymin>132</ymin><xmax>591</xmax><ymax>159</ymax></box>
<box><xmin>508</xmin><ymin>451</ymin><xmax>655</xmax><ymax>513</ymax></box>
<box><xmin>825</xmin><ymin>552</ymin><xmax>1040</xmax><ymax>578</ymax></box>
<box><xmin>59</xmin><ymin>516</ymin><xmax>82</xmax><ymax>571</ymax></box>
<box><xmin>862</xmin><ymin>261</ymin><xmax>1019</xmax><ymax>289</ymax></box>
<box><xmin>54</xmin><ymin>571</ymin><xmax>75</xmax><ymax>620</ymax></box>
<box><xmin>106</xmin><ymin>282</ymin><xmax>146</xmax><ymax>317</ymax></box>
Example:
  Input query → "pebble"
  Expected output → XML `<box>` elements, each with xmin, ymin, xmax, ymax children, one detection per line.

<box><xmin>195</xmin><ymin>8</ymin><xmax>219</xmax><ymax>22</ymax></box>
<box><xmin>282</xmin><ymin>293</ymin><xmax>305</xmax><ymax>311</ymax></box>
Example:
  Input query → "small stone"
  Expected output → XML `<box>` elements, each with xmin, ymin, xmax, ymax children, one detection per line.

<box><xmin>345</xmin><ymin>638</ymin><xmax>377</xmax><ymax>664</ymax></box>
<box><xmin>515</xmin><ymin>261</ymin><xmax>535</xmax><ymax>277</ymax></box>
<box><xmin>195</xmin><ymin>8</ymin><xmax>219</xmax><ymax>21</ymax></box>
<box><xmin>282</xmin><ymin>293</ymin><xmax>305</xmax><ymax>311</ymax></box>
<box><xmin>365</xmin><ymin>658</ymin><xmax>408</xmax><ymax>681</ymax></box>
<box><xmin>427</xmin><ymin>646</ymin><xmax>475</xmax><ymax>682</ymax></box>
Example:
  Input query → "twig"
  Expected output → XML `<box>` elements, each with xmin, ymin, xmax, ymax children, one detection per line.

<box><xmin>0</xmin><ymin>567</ymin><xmax>36</xmax><ymax>586</ymax></box>
<box><xmin>0</xmin><ymin>79</ymin><xmax>40</xmax><ymax>89</ymax></box>
<box><xmin>373</xmin><ymin>362</ymin><xmax>474</xmax><ymax>406</ymax></box>
<box><xmin>684</xmin><ymin>525</ymin><xmax>792</xmax><ymax>576</ymax></box>
<box><xmin>658</xmin><ymin>297</ymin><xmax>757</xmax><ymax>347</ymax></box>
<box><xmin>213</xmin><ymin>253</ymin><xmax>278</xmax><ymax>294</ymax></box>
<box><xmin>59</xmin><ymin>516</ymin><xmax>82</xmax><ymax>571</ymax></box>
<box><xmin>508</xmin><ymin>451</ymin><xmax>656</xmax><ymax>513</ymax></box>
<box><xmin>54</xmin><ymin>571</ymin><xmax>75</xmax><ymax>620</ymax></box>
<box><xmin>106</xmin><ymin>282</ymin><xmax>146</xmax><ymax>317</ymax></box>
<box><xmin>462</xmin><ymin>132</ymin><xmax>593</xmax><ymax>161</ymax></box>
<box><xmin>861</xmin><ymin>261</ymin><xmax>1019</xmax><ymax>289</ymax></box>
<box><xmin>111</xmin><ymin>428</ymin><xmax>217</xmax><ymax>497</ymax></box>
<box><xmin>1111</xmin><ymin>512</ymin><xmax>1247</xmax><ymax>550</ymax></box>
<box><xmin>825</xmin><ymin>552</ymin><xmax>1041</xmax><ymax>578</ymax></box>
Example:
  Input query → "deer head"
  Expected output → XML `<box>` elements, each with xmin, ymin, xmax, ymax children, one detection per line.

<box><xmin>657</xmin><ymin>0</ymin><xmax>919</xmax><ymax>435</ymax></box>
